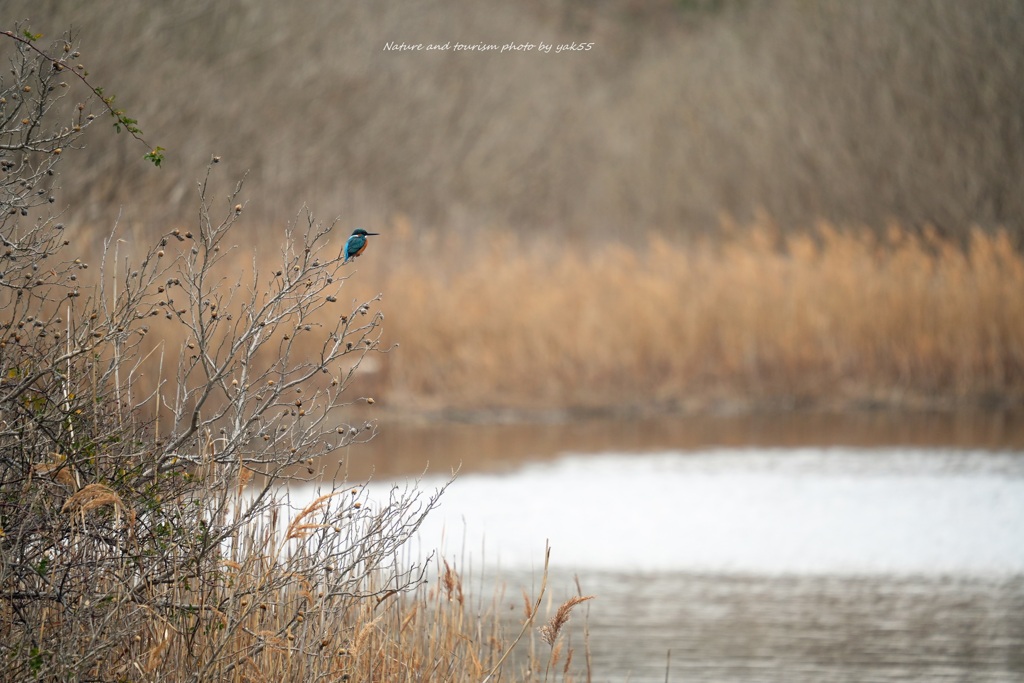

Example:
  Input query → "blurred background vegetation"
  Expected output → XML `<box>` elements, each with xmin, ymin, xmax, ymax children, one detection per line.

<box><xmin>11</xmin><ymin>0</ymin><xmax>1024</xmax><ymax>243</ymax></box>
<box><xmin>5</xmin><ymin>0</ymin><xmax>1024</xmax><ymax>415</ymax></box>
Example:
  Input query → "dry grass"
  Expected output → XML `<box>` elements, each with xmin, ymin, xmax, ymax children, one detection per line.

<box><xmin>324</xmin><ymin>220</ymin><xmax>1024</xmax><ymax>415</ymax></box>
<box><xmin>6</xmin><ymin>480</ymin><xmax>583</xmax><ymax>681</ymax></box>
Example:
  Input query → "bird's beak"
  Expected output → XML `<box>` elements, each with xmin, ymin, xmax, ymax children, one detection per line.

<box><xmin>366</xmin><ymin>232</ymin><xmax>380</xmax><ymax>236</ymax></box>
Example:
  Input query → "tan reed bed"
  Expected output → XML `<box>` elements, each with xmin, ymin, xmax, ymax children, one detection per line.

<box><xmin>82</xmin><ymin>219</ymin><xmax>1024</xmax><ymax>417</ymax></box>
<box><xmin>330</xmin><ymin>221</ymin><xmax>1024</xmax><ymax>415</ymax></box>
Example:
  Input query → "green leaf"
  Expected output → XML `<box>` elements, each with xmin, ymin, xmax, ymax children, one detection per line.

<box><xmin>145</xmin><ymin>146</ymin><xmax>166</xmax><ymax>168</ymax></box>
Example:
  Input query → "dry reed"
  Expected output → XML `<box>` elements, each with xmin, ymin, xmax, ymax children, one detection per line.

<box><xmin>540</xmin><ymin>595</ymin><xmax>595</xmax><ymax>647</ymax></box>
<box><xmin>321</xmin><ymin>219</ymin><xmax>1024</xmax><ymax>415</ymax></box>
<box><xmin>89</xmin><ymin>218</ymin><xmax>1024</xmax><ymax>418</ymax></box>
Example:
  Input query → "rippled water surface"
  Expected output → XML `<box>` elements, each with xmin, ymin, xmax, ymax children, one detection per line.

<box><xmin>311</xmin><ymin>413</ymin><xmax>1024</xmax><ymax>681</ymax></box>
<box><xmin>554</xmin><ymin>569</ymin><xmax>1024</xmax><ymax>682</ymax></box>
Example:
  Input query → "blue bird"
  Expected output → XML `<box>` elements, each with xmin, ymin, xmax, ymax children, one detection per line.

<box><xmin>343</xmin><ymin>228</ymin><xmax>380</xmax><ymax>264</ymax></box>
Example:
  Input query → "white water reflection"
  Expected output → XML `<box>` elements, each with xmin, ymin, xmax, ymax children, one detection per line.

<box><xmin>378</xmin><ymin>448</ymin><xmax>1024</xmax><ymax>575</ymax></box>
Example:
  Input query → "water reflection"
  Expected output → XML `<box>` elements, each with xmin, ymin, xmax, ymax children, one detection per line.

<box><xmin>542</xmin><ymin>569</ymin><xmax>1024</xmax><ymax>682</ymax></box>
<box><xmin>339</xmin><ymin>410</ymin><xmax>1024</xmax><ymax>480</ymax></box>
<box><xmin>392</xmin><ymin>448</ymin><xmax>1024</xmax><ymax>575</ymax></box>
<box><xmin>311</xmin><ymin>414</ymin><xmax>1024</xmax><ymax>682</ymax></box>
<box><xmin>375</xmin><ymin>446</ymin><xmax>1023</xmax><ymax>681</ymax></box>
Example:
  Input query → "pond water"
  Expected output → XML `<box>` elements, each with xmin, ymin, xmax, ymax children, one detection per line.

<box><xmin>399</xmin><ymin>448</ymin><xmax>1024</xmax><ymax>576</ymax></box>
<box><xmin>312</xmin><ymin>412</ymin><xmax>1024</xmax><ymax>681</ymax></box>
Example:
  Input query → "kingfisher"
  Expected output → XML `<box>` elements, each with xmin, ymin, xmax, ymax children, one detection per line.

<box><xmin>343</xmin><ymin>228</ymin><xmax>379</xmax><ymax>264</ymax></box>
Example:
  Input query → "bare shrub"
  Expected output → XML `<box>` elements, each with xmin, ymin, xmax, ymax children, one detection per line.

<box><xmin>0</xmin><ymin>30</ymin><xmax>441</xmax><ymax>682</ymax></box>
